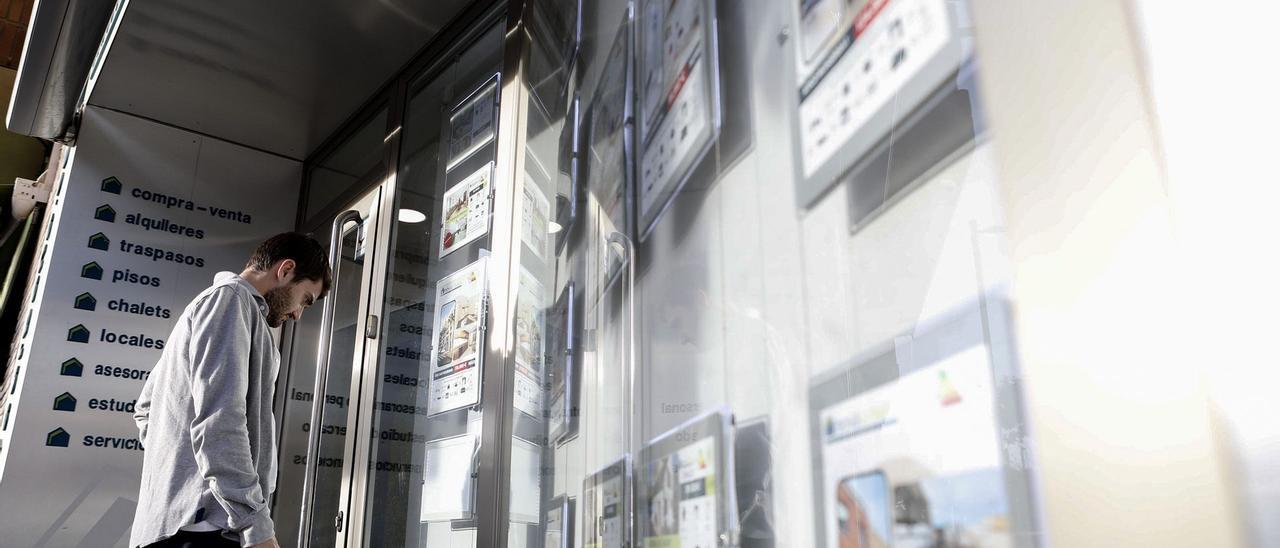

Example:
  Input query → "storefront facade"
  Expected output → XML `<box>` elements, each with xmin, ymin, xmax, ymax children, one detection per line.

<box><xmin>0</xmin><ymin>1</ymin><xmax>1273</xmax><ymax>547</ymax></box>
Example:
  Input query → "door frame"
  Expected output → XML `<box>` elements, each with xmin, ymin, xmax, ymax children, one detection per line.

<box><xmin>288</xmin><ymin>182</ymin><xmax>387</xmax><ymax>548</ymax></box>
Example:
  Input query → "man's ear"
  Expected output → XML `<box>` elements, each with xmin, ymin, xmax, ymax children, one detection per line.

<box><xmin>275</xmin><ymin>259</ymin><xmax>298</xmax><ymax>284</ymax></box>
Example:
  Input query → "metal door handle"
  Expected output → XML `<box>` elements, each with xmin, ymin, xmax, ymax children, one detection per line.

<box><xmin>297</xmin><ymin>210</ymin><xmax>363</xmax><ymax>548</ymax></box>
<box><xmin>607</xmin><ymin>231</ymin><xmax>638</xmax><ymax>544</ymax></box>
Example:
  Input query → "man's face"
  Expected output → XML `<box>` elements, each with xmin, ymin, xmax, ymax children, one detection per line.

<box><xmin>263</xmin><ymin>278</ymin><xmax>323</xmax><ymax>328</ymax></box>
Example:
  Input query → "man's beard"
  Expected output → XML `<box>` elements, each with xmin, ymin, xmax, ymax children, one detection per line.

<box><xmin>263</xmin><ymin>286</ymin><xmax>292</xmax><ymax>327</ymax></box>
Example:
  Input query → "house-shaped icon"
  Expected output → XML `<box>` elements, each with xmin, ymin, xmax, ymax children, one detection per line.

<box><xmin>87</xmin><ymin>233</ymin><xmax>110</xmax><ymax>251</ymax></box>
<box><xmin>101</xmin><ymin>177</ymin><xmax>122</xmax><ymax>194</ymax></box>
<box><xmin>61</xmin><ymin>358</ymin><xmax>84</xmax><ymax>377</ymax></box>
<box><xmin>74</xmin><ymin>293</ymin><xmax>96</xmax><ymax>311</ymax></box>
<box><xmin>67</xmin><ymin>324</ymin><xmax>90</xmax><ymax>343</ymax></box>
<box><xmin>94</xmin><ymin>204</ymin><xmax>116</xmax><ymax>223</ymax></box>
<box><xmin>46</xmin><ymin>428</ymin><xmax>70</xmax><ymax>447</ymax></box>
<box><xmin>53</xmin><ymin>393</ymin><xmax>77</xmax><ymax>412</ymax></box>
<box><xmin>81</xmin><ymin>262</ymin><xmax>103</xmax><ymax>280</ymax></box>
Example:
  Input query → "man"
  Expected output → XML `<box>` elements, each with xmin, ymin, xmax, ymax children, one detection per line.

<box><xmin>130</xmin><ymin>233</ymin><xmax>332</xmax><ymax>548</ymax></box>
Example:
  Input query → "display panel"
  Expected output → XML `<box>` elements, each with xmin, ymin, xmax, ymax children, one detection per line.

<box><xmin>514</xmin><ymin>267</ymin><xmax>547</xmax><ymax>419</ymax></box>
<box><xmin>420</xmin><ymin>434</ymin><xmax>479</xmax><ymax>521</ymax></box>
<box><xmin>733</xmin><ymin>418</ymin><xmax>775</xmax><ymax>548</ymax></box>
<box><xmin>511</xmin><ymin>437</ymin><xmax>544</xmax><ymax>523</ymax></box>
<box><xmin>440</xmin><ymin>162</ymin><xmax>495</xmax><ymax>257</ymax></box>
<box><xmin>528</xmin><ymin>0</ymin><xmax>583</xmax><ymax>110</ymax></box>
<box><xmin>584</xmin><ymin>10</ymin><xmax>634</xmax><ymax>297</ymax></box>
<box><xmin>635</xmin><ymin>0</ymin><xmax>722</xmax><ymax>240</ymax></box>
<box><xmin>809</xmin><ymin>300</ymin><xmax>1025</xmax><ymax>548</ymax></box>
<box><xmin>544</xmin><ymin>495</ymin><xmax>576</xmax><ymax>548</ymax></box>
<box><xmin>546</xmin><ymin>282</ymin><xmax>580</xmax><ymax>445</ymax></box>
<box><xmin>427</xmin><ymin>257</ymin><xmax>488</xmax><ymax>416</ymax></box>
<box><xmin>842</xmin><ymin>68</ymin><xmax>982</xmax><ymax>232</ymax></box>
<box><xmin>583</xmin><ymin>457</ymin><xmax>631</xmax><ymax>548</ymax></box>
<box><xmin>791</xmin><ymin>0</ymin><xmax>967</xmax><ymax>206</ymax></box>
<box><xmin>555</xmin><ymin>93</ymin><xmax>582</xmax><ymax>255</ymax></box>
<box><xmin>586</xmin><ymin>16</ymin><xmax>632</xmax><ymax>228</ymax></box>
<box><xmin>531</xmin><ymin>0</ymin><xmax>582</xmax><ymax>67</ymax></box>
<box><xmin>636</xmin><ymin>407</ymin><xmax>738</xmax><ymax>548</ymax></box>
<box><xmin>447</xmin><ymin>76</ymin><xmax>500</xmax><ymax>171</ymax></box>
<box><xmin>521</xmin><ymin>174</ymin><xmax>554</xmax><ymax>262</ymax></box>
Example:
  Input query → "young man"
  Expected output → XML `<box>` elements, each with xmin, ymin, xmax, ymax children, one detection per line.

<box><xmin>130</xmin><ymin>233</ymin><xmax>332</xmax><ymax>548</ymax></box>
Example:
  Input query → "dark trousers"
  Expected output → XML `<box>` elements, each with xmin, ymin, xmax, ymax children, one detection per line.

<box><xmin>143</xmin><ymin>530</ymin><xmax>239</xmax><ymax>548</ymax></box>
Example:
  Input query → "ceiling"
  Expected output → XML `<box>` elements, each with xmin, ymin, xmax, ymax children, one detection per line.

<box><xmin>87</xmin><ymin>0</ymin><xmax>474</xmax><ymax>160</ymax></box>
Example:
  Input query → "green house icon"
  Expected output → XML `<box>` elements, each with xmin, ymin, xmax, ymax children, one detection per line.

<box><xmin>87</xmin><ymin>232</ymin><xmax>110</xmax><ymax>251</ymax></box>
<box><xmin>53</xmin><ymin>392</ymin><xmax>76</xmax><ymax>412</ymax></box>
<box><xmin>74</xmin><ymin>292</ymin><xmax>96</xmax><ymax>311</ymax></box>
<box><xmin>46</xmin><ymin>427</ymin><xmax>70</xmax><ymax>447</ymax></box>
<box><xmin>67</xmin><ymin>324</ymin><xmax>90</xmax><ymax>343</ymax></box>
<box><xmin>94</xmin><ymin>204</ymin><xmax>116</xmax><ymax>223</ymax></box>
<box><xmin>81</xmin><ymin>262</ymin><xmax>103</xmax><ymax>280</ymax></box>
<box><xmin>101</xmin><ymin>177</ymin><xmax>122</xmax><ymax>194</ymax></box>
<box><xmin>61</xmin><ymin>358</ymin><xmax>84</xmax><ymax>377</ymax></box>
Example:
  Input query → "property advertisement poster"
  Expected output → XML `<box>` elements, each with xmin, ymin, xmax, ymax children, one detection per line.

<box><xmin>427</xmin><ymin>257</ymin><xmax>488</xmax><ymax>416</ymax></box>
<box><xmin>583</xmin><ymin>458</ymin><xmax>629</xmax><ymax>548</ymax></box>
<box><xmin>794</xmin><ymin>0</ymin><xmax>953</xmax><ymax>178</ymax></box>
<box><xmin>513</xmin><ymin>267</ymin><xmax>546</xmax><ymax>418</ymax></box>
<box><xmin>640</xmin><ymin>437</ymin><xmax>720</xmax><ymax>548</ymax></box>
<box><xmin>817</xmin><ymin>347</ymin><xmax>1013</xmax><ymax>548</ymax></box>
<box><xmin>520</xmin><ymin>175</ymin><xmax>552</xmax><ymax>261</ymax></box>
<box><xmin>546</xmin><ymin>282</ymin><xmax>578</xmax><ymax>445</ymax></box>
<box><xmin>636</xmin><ymin>408</ymin><xmax>737</xmax><ymax>548</ymax></box>
<box><xmin>635</xmin><ymin>0</ymin><xmax>720</xmax><ymax>237</ymax></box>
<box><xmin>439</xmin><ymin>162</ymin><xmax>494</xmax><ymax>258</ymax></box>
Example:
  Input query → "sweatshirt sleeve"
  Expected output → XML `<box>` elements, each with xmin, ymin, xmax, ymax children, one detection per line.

<box><xmin>186</xmin><ymin>287</ymin><xmax>275</xmax><ymax>546</ymax></box>
<box><xmin>134</xmin><ymin>375</ymin><xmax>152</xmax><ymax>447</ymax></box>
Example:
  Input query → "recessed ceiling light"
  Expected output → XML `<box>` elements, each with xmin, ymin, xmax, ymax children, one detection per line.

<box><xmin>398</xmin><ymin>209</ymin><xmax>426</xmax><ymax>223</ymax></box>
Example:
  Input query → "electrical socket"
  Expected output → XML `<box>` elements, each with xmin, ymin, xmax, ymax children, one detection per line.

<box><xmin>14</xmin><ymin>177</ymin><xmax>49</xmax><ymax>204</ymax></box>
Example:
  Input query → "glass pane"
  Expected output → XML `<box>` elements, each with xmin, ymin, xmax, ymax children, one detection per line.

<box><xmin>359</xmin><ymin>22</ymin><xmax>504</xmax><ymax>548</ymax></box>
<box><xmin>503</xmin><ymin>1</ymin><xmax>606</xmax><ymax>547</ymax></box>
<box><xmin>307</xmin><ymin>107</ymin><xmax>390</xmax><ymax>224</ymax></box>
<box><xmin>522</xmin><ymin>1</ymin><xmax>1039</xmax><ymax>548</ymax></box>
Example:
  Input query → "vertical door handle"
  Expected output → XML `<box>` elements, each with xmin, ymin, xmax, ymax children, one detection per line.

<box><xmin>607</xmin><ymin>231</ymin><xmax>638</xmax><ymax>544</ymax></box>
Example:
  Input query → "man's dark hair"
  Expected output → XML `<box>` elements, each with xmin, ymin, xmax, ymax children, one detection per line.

<box><xmin>246</xmin><ymin>232</ymin><xmax>332</xmax><ymax>295</ymax></box>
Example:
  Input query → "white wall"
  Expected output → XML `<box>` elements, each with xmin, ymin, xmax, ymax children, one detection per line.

<box><xmin>1133</xmin><ymin>2</ymin><xmax>1280</xmax><ymax>545</ymax></box>
<box><xmin>970</xmin><ymin>0</ymin><xmax>1245</xmax><ymax>545</ymax></box>
<box><xmin>0</xmin><ymin>106</ymin><xmax>300</xmax><ymax>548</ymax></box>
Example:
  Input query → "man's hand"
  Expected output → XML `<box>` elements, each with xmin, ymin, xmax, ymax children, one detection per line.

<box><xmin>249</xmin><ymin>537</ymin><xmax>280</xmax><ymax>548</ymax></box>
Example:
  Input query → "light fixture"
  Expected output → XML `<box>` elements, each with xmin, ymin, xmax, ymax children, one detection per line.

<box><xmin>398</xmin><ymin>209</ymin><xmax>426</xmax><ymax>223</ymax></box>
<box><xmin>548</xmin><ymin>221</ymin><xmax>563</xmax><ymax>234</ymax></box>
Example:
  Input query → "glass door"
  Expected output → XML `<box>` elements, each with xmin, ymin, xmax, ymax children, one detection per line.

<box><xmin>276</xmin><ymin>184</ymin><xmax>386</xmax><ymax>548</ymax></box>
